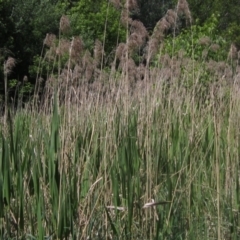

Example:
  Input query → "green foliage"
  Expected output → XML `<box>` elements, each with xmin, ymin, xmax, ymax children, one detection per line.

<box><xmin>188</xmin><ymin>0</ymin><xmax>240</xmax><ymax>48</ymax></box>
<box><xmin>162</xmin><ymin>14</ymin><xmax>228</xmax><ymax>62</ymax></box>
<box><xmin>0</xmin><ymin>0</ymin><xmax>64</xmax><ymax>83</ymax></box>
<box><xmin>29</xmin><ymin>54</ymin><xmax>58</xmax><ymax>80</ymax></box>
<box><xmin>19</xmin><ymin>82</ymin><xmax>33</xmax><ymax>95</ymax></box>
<box><xmin>137</xmin><ymin>0</ymin><xmax>175</xmax><ymax>31</ymax></box>
<box><xmin>69</xmin><ymin>0</ymin><xmax>126</xmax><ymax>52</ymax></box>
<box><xmin>225</xmin><ymin>22</ymin><xmax>240</xmax><ymax>49</ymax></box>
<box><xmin>0</xmin><ymin>0</ymin><xmax>14</xmax><ymax>48</ymax></box>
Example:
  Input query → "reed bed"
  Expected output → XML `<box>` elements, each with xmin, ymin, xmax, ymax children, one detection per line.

<box><xmin>1</xmin><ymin>65</ymin><xmax>240</xmax><ymax>239</ymax></box>
<box><xmin>1</xmin><ymin>0</ymin><xmax>240</xmax><ymax>239</ymax></box>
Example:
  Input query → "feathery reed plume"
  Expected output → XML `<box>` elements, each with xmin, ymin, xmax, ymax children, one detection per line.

<box><xmin>128</xmin><ymin>20</ymin><xmax>148</xmax><ymax>52</ymax></box>
<box><xmin>228</xmin><ymin>43</ymin><xmax>238</xmax><ymax>60</ymax></box>
<box><xmin>159</xmin><ymin>53</ymin><xmax>171</xmax><ymax>67</ymax></box>
<box><xmin>210</xmin><ymin>43</ymin><xmax>220</xmax><ymax>52</ymax></box>
<box><xmin>238</xmin><ymin>51</ymin><xmax>240</xmax><ymax>60</ymax></box>
<box><xmin>147</xmin><ymin>8</ymin><xmax>177</xmax><ymax>61</ymax></box>
<box><xmin>72</xmin><ymin>64</ymin><xmax>83</xmax><ymax>83</ymax></box>
<box><xmin>146</xmin><ymin>0</ymin><xmax>191</xmax><ymax>63</ymax></box>
<box><xmin>128</xmin><ymin>33</ymin><xmax>143</xmax><ymax>52</ymax></box>
<box><xmin>130</xmin><ymin>20</ymin><xmax>148</xmax><ymax>38</ymax></box>
<box><xmin>23</xmin><ymin>75</ymin><xmax>28</xmax><ymax>82</ymax></box>
<box><xmin>70</xmin><ymin>36</ymin><xmax>84</xmax><ymax>62</ymax></box>
<box><xmin>82</xmin><ymin>50</ymin><xmax>94</xmax><ymax>82</ymax></box>
<box><xmin>136</xmin><ymin>63</ymin><xmax>145</xmax><ymax>81</ymax></box>
<box><xmin>177</xmin><ymin>49</ymin><xmax>186</xmax><ymax>59</ymax></box>
<box><xmin>159</xmin><ymin>17</ymin><xmax>172</xmax><ymax>32</ymax></box>
<box><xmin>56</xmin><ymin>39</ymin><xmax>71</xmax><ymax>56</ymax></box>
<box><xmin>43</xmin><ymin>33</ymin><xmax>57</xmax><ymax>48</ymax></box>
<box><xmin>157</xmin><ymin>10</ymin><xmax>178</xmax><ymax>33</ymax></box>
<box><xmin>82</xmin><ymin>50</ymin><xmax>92</xmax><ymax>69</ymax></box>
<box><xmin>206</xmin><ymin>59</ymin><xmax>231</xmax><ymax>81</ymax></box>
<box><xmin>3</xmin><ymin>56</ymin><xmax>16</xmax><ymax>123</ymax></box>
<box><xmin>125</xmin><ymin>0</ymin><xmax>138</xmax><ymax>12</ymax></box>
<box><xmin>110</xmin><ymin>0</ymin><xmax>122</xmax><ymax>9</ymax></box>
<box><xmin>60</xmin><ymin>15</ymin><xmax>71</xmax><ymax>34</ymax></box>
<box><xmin>120</xmin><ymin>0</ymin><xmax>141</xmax><ymax>36</ymax></box>
<box><xmin>147</xmin><ymin>37</ymin><xmax>163</xmax><ymax>60</ymax></box>
<box><xmin>116</xmin><ymin>43</ymin><xmax>127</xmax><ymax>60</ymax></box>
<box><xmin>45</xmin><ymin>48</ymin><xmax>56</xmax><ymax>61</ymax></box>
<box><xmin>201</xmin><ymin>49</ymin><xmax>208</xmax><ymax>59</ymax></box>
<box><xmin>198</xmin><ymin>36</ymin><xmax>211</xmax><ymax>46</ymax></box>
<box><xmin>176</xmin><ymin>0</ymin><xmax>192</xmax><ymax>24</ymax></box>
<box><xmin>85</xmin><ymin>65</ymin><xmax>94</xmax><ymax>82</ymax></box>
<box><xmin>94</xmin><ymin>39</ymin><xmax>104</xmax><ymax>67</ymax></box>
<box><xmin>127</xmin><ymin>57</ymin><xmax>136</xmax><ymax>80</ymax></box>
<box><xmin>4</xmin><ymin>57</ymin><xmax>16</xmax><ymax>75</ymax></box>
<box><xmin>121</xmin><ymin>8</ymin><xmax>132</xmax><ymax>26</ymax></box>
<box><xmin>165</xmin><ymin>9</ymin><xmax>178</xmax><ymax>26</ymax></box>
<box><xmin>118</xmin><ymin>57</ymin><xmax>136</xmax><ymax>83</ymax></box>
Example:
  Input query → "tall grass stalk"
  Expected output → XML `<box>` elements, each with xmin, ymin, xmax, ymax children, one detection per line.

<box><xmin>1</xmin><ymin>75</ymin><xmax>240</xmax><ymax>238</ymax></box>
<box><xmin>1</xmin><ymin>0</ymin><xmax>240</xmax><ymax>239</ymax></box>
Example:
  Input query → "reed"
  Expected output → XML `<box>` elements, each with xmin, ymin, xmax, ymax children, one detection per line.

<box><xmin>1</xmin><ymin>0</ymin><xmax>240</xmax><ymax>239</ymax></box>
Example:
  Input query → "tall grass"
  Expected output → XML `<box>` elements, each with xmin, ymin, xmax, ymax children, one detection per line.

<box><xmin>1</xmin><ymin>72</ymin><xmax>240</xmax><ymax>239</ymax></box>
<box><xmin>1</xmin><ymin>0</ymin><xmax>240</xmax><ymax>239</ymax></box>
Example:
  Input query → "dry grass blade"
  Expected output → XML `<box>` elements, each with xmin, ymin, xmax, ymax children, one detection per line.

<box><xmin>143</xmin><ymin>200</ymin><xmax>172</xmax><ymax>209</ymax></box>
<box><xmin>1</xmin><ymin>0</ymin><xmax>240</xmax><ymax>239</ymax></box>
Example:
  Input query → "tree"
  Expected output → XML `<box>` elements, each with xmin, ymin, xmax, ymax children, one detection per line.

<box><xmin>187</xmin><ymin>0</ymin><xmax>240</xmax><ymax>47</ymax></box>
<box><xmin>136</xmin><ymin>0</ymin><xmax>175</xmax><ymax>32</ymax></box>
<box><xmin>69</xmin><ymin>0</ymin><xmax>126</xmax><ymax>53</ymax></box>
<box><xmin>0</xmin><ymin>0</ymin><xmax>65</xmax><ymax>82</ymax></box>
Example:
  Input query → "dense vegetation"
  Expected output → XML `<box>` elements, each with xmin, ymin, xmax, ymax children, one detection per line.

<box><xmin>0</xmin><ymin>0</ymin><xmax>240</xmax><ymax>239</ymax></box>
<box><xmin>1</xmin><ymin>0</ymin><xmax>240</xmax><ymax>89</ymax></box>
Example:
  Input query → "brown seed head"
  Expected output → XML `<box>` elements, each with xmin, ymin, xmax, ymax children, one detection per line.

<box><xmin>217</xmin><ymin>61</ymin><xmax>226</xmax><ymax>72</ymax></box>
<box><xmin>210</xmin><ymin>43</ymin><xmax>220</xmax><ymax>52</ymax></box>
<box><xmin>4</xmin><ymin>57</ymin><xmax>16</xmax><ymax>75</ymax></box>
<box><xmin>44</xmin><ymin>33</ymin><xmax>56</xmax><ymax>47</ymax></box>
<box><xmin>178</xmin><ymin>49</ymin><xmax>186</xmax><ymax>59</ymax></box>
<box><xmin>136</xmin><ymin>63</ymin><xmax>145</xmax><ymax>81</ymax></box>
<box><xmin>60</xmin><ymin>15</ymin><xmax>70</xmax><ymax>33</ymax></box>
<box><xmin>23</xmin><ymin>75</ymin><xmax>28</xmax><ymax>82</ymax></box>
<box><xmin>110</xmin><ymin>0</ymin><xmax>122</xmax><ymax>9</ymax></box>
<box><xmin>177</xmin><ymin>0</ymin><xmax>192</xmax><ymax>24</ymax></box>
<box><xmin>94</xmin><ymin>39</ymin><xmax>104</xmax><ymax>67</ymax></box>
<box><xmin>37</xmin><ymin>77</ymin><xmax>44</xmax><ymax>84</ymax></box>
<box><xmin>71</xmin><ymin>36</ymin><xmax>84</xmax><ymax>61</ymax></box>
<box><xmin>158</xmin><ymin>18</ymin><xmax>171</xmax><ymax>32</ymax></box>
<box><xmin>82</xmin><ymin>50</ymin><xmax>93</xmax><ymax>70</ymax></box>
<box><xmin>121</xmin><ymin>9</ymin><xmax>132</xmax><ymax>27</ymax></box>
<box><xmin>124</xmin><ymin>0</ymin><xmax>138</xmax><ymax>11</ymax></box>
<box><xmin>160</xmin><ymin>54</ymin><xmax>171</xmax><ymax>67</ymax></box>
<box><xmin>116</xmin><ymin>43</ymin><xmax>127</xmax><ymax>60</ymax></box>
<box><xmin>228</xmin><ymin>43</ymin><xmax>238</xmax><ymax>60</ymax></box>
<box><xmin>201</xmin><ymin>49</ymin><xmax>208</xmax><ymax>59</ymax></box>
<box><xmin>147</xmin><ymin>38</ymin><xmax>161</xmax><ymax>59</ymax></box>
<box><xmin>85</xmin><ymin>65</ymin><xmax>93</xmax><ymax>82</ymax></box>
<box><xmin>128</xmin><ymin>33</ymin><xmax>143</xmax><ymax>51</ymax></box>
<box><xmin>130</xmin><ymin>20</ymin><xmax>148</xmax><ymax>39</ymax></box>
<box><xmin>206</xmin><ymin>59</ymin><xmax>218</xmax><ymax>73</ymax></box>
<box><xmin>56</xmin><ymin>39</ymin><xmax>71</xmax><ymax>56</ymax></box>
<box><xmin>198</xmin><ymin>36</ymin><xmax>211</xmax><ymax>46</ymax></box>
<box><xmin>165</xmin><ymin>9</ymin><xmax>177</xmax><ymax>26</ymax></box>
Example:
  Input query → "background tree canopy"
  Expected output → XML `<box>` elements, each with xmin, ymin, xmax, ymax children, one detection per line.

<box><xmin>0</xmin><ymin>0</ymin><xmax>240</xmax><ymax>99</ymax></box>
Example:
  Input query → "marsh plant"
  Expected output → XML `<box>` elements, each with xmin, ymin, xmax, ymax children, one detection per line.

<box><xmin>0</xmin><ymin>0</ymin><xmax>240</xmax><ymax>239</ymax></box>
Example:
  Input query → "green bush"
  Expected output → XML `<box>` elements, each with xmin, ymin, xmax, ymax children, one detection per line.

<box><xmin>69</xmin><ymin>0</ymin><xmax>126</xmax><ymax>53</ymax></box>
<box><xmin>161</xmin><ymin>14</ymin><xmax>228</xmax><ymax>62</ymax></box>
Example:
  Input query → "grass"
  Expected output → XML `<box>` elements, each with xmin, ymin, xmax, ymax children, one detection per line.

<box><xmin>1</xmin><ymin>0</ymin><xmax>240</xmax><ymax>239</ymax></box>
<box><xmin>0</xmin><ymin>73</ymin><xmax>240</xmax><ymax>239</ymax></box>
